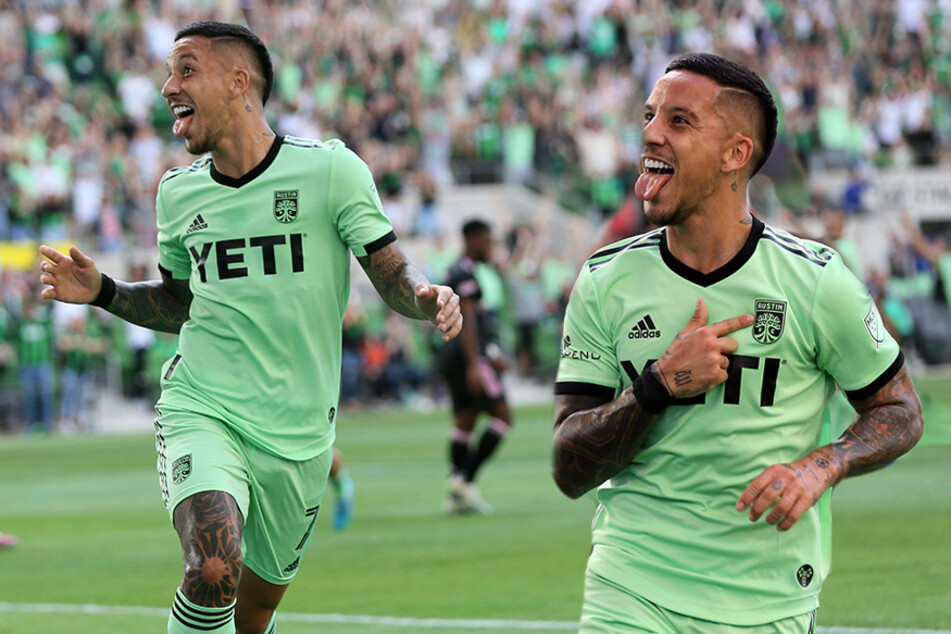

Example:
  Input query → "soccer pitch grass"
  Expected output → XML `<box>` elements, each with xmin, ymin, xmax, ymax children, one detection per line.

<box><xmin>1</xmin><ymin>380</ymin><xmax>950</xmax><ymax>633</ymax></box>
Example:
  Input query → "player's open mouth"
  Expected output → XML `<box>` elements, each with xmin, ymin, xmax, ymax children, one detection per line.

<box><xmin>171</xmin><ymin>104</ymin><xmax>195</xmax><ymax>138</ymax></box>
<box><xmin>636</xmin><ymin>157</ymin><xmax>675</xmax><ymax>201</ymax></box>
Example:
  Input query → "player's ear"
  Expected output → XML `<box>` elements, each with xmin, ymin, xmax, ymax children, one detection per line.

<box><xmin>721</xmin><ymin>133</ymin><xmax>754</xmax><ymax>176</ymax></box>
<box><xmin>230</xmin><ymin>66</ymin><xmax>251</xmax><ymax>101</ymax></box>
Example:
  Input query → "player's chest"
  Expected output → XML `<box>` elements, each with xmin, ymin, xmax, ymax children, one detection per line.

<box><xmin>603</xmin><ymin>277</ymin><xmax>813</xmax><ymax>393</ymax></box>
<box><xmin>174</xmin><ymin>184</ymin><xmax>332</xmax><ymax>284</ymax></box>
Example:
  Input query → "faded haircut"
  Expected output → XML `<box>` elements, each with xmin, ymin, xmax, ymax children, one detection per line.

<box><xmin>175</xmin><ymin>21</ymin><xmax>274</xmax><ymax>106</ymax></box>
<box><xmin>666</xmin><ymin>52</ymin><xmax>778</xmax><ymax>175</ymax></box>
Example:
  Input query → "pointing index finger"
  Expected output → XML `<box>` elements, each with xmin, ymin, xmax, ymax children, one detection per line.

<box><xmin>709</xmin><ymin>313</ymin><xmax>754</xmax><ymax>337</ymax></box>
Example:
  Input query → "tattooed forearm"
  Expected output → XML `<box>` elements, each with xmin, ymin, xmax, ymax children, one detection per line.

<box><xmin>830</xmin><ymin>366</ymin><xmax>923</xmax><ymax>482</ymax></box>
<box><xmin>553</xmin><ymin>389</ymin><xmax>660</xmax><ymax>498</ymax></box>
<box><xmin>108</xmin><ymin>280</ymin><xmax>191</xmax><ymax>333</ymax></box>
<box><xmin>359</xmin><ymin>244</ymin><xmax>429</xmax><ymax>319</ymax></box>
<box><xmin>174</xmin><ymin>491</ymin><xmax>243</xmax><ymax>607</ymax></box>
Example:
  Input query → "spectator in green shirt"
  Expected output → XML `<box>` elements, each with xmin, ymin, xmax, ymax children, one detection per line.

<box><xmin>14</xmin><ymin>300</ymin><xmax>56</xmax><ymax>432</ymax></box>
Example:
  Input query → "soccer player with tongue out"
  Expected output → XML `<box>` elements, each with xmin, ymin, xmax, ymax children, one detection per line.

<box><xmin>553</xmin><ymin>52</ymin><xmax>922</xmax><ymax>632</ymax></box>
<box><xmin>38</xmin><ymin>20</ymin><xmax>463</xmax><ymax>634</ymax></box>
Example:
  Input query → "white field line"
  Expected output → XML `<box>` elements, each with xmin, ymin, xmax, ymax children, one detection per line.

<box><xmin>0</xmin><ymin>602</ymin><xmax>949</xmax><ymax>633</ymax></box>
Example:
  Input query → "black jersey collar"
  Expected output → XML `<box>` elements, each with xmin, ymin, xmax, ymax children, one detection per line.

<box><xmin>659</xmin><ymin>216</ymin><xmax>764</xmax><ymax>287</ymax></box>
<box><xmin>210</xmin><ymin>135</ymin><xmax>284</xmax><ymax>188</ymax></box>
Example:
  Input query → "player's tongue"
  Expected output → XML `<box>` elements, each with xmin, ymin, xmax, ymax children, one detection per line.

<box><xmin>172</xmin><ymin>110</ymin><xmax>195</xmax><ymax>138</ymax></box>
<box><xmin>635</xmin><ymin>171</ymin><xmax>673</xmax><ymax>201</ymax></box>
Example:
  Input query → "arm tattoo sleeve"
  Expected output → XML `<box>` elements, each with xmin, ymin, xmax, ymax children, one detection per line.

<box><xmin>107</xmin><ymin>275</ymin><xmax>192</xmax><ymax>334</ymax></box>
<box><xmin>553</xmin><ymin>389</ymin><xmax>660</xmax><ymax>498</ymax></box>
<box><xmin>358</xmin><ymin>244</ymin><xmax>429</xmax><ymax>320</ymax></box>
<box><xmin>825</xmin><ymin>365</ymin><xmax>923</xmax><ymax>483</ymax></box>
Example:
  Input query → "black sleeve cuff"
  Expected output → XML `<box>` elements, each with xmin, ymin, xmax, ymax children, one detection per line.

<box><xmin>365</xmin><ymin>231</ymin><xmax>397</xmax><ymax>255</ymax></box>
<box><xmin>844</xmin><ymin>351</ymin><xmax>904</xmax><ymax>401</ymax></box>
<box><xmin>554</xmin><ymin>381</ymin><xmax>616</xmax><ymax>400</ymax></box>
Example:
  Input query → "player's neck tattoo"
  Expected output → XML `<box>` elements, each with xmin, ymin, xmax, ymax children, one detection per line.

<box><xmin>731</xmin><ymin>170</ymin><xmax>738</xmax><ymax>192</ymax></box>
<box><xmin>243</xmin><ymin>94</ymin><xmax>252</xmax><ymax>113</ymax></box>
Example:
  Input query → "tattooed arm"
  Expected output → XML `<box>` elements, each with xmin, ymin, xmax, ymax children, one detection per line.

<box><xmin>553</xmin><ymin>390</ymin><xmax>659</xmax><ymax>498</ymax></box>
<box><xmin>737</xmin><ymin>363</ymin><xmax>923</xmax><ymax>531</ymax></box>
<box><xmin>39</xmin><ymin>244</ymin><xmax>191</xmax><ymax>333</ymax></box>
<box><xmin>553</xmin><ymin>299</ymin><xmax>754</xmax><ymax>498</ymax></box>
<box><xmin>357</xmin><ymin>241</ymin><xmax>462</xmax><ymax>342</ymax></box>
<box><xmin>108</xmin><ymin>270</ymin><xmax>192</xmax><ymax>333</ymax></box>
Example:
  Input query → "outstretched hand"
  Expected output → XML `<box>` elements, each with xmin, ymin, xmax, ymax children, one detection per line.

<box><xmin>38</xmin><ymin>245</ymin><xmax>102</xmax><ymax>304</ymax></box>
<box><xmin>652</xmin><ymin>298</ymin><xmax>753</xmax><ymax>398</ymax></box>
<box><xmin>415</xmin><ymin>284</ymin><xmax>462</xmax><ymax>342</ymax></box>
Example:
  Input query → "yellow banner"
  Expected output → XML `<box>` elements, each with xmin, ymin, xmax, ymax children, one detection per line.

<box><xmin>0</xmin><ymin>240</ymin><xmax>74</xmax><ymax>272</ymax></box>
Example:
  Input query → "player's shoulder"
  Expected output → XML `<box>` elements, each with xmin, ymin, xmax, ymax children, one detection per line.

<box><xmin>159</xmin><ymin>155</ymin><xmax>213</xmax><ymax>189</ymax></box>
<box><xmin>282</xmin><ymin>135</ymin><xmax>346</xmax><ymax>152</ymax></box>
<box><xmin>281</xmin><ymin>136</ymin><xmax>369</xmax><ymax>174</ymax></box>
<box><xmin>759</xmin><ymin>222</ymin><xmax>837</xmax><ymax>269</ymax></box>
<box><xmin>585</xmin><ymin>228</ymin><xmax>664</xmax><ymax>274</ymax></box>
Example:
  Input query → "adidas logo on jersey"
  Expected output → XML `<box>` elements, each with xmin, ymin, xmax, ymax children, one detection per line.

<box><xmin>186</xmin><ymin>213</ymin><xmax>208</xmax><ymax>234</ymax></box>
<box><xmin>629</xmin><ymin>314</ymin><xmax>661</xmax><ymax>339</ymax></box>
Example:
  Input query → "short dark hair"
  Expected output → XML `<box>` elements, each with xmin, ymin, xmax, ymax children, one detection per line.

<box><xmin>175</xmin><ymin>21</ymin><xmax>274</xmax><ymax>106</ymax></box>
<box><xmin>462</xmin><ymin>219</ymin><xmax>491</xmax><ymax>240</ymax></box>
<box><xmin>665</xmin><ymin>52</ymin><xmax>777</xmax><ymax>175</ymax></box>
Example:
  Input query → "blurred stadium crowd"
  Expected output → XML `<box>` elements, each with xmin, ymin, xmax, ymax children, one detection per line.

<box><xmin>2</xmin><ymin>0</ymin><xmax>951</xmax><ymax>434</ymax></box>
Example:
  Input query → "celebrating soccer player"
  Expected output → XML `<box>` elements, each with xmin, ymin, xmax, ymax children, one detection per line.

<box><xmin>39</xmin><ymin>21</ymin><xmax>461</xmax><ymax>634</ymax></box>
<box><xmin>553</xmin><ymin>52</ymin><xmax>923</xmax><ymax>632</ymax></box>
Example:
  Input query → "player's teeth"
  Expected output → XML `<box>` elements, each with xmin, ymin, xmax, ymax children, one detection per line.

<box><xmin>644</xmin><ymin>158</ymin><xmax>673</xmax><ymax>171</ymax></box>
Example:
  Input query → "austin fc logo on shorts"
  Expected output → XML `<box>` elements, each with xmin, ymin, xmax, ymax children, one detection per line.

<box><xmin>172</xmin><ymin>454</ymin><xmax>192</xmax><ymax>485</ymax></box>
<box><xmin>752</xmin><ymin>299</ymin><xmax>787</xmax><ymax>344</ymax></box>
<box><xmin>274</xmin><ymin>190</ymin><xmax>299</xmax><ymax>223</ymax></box>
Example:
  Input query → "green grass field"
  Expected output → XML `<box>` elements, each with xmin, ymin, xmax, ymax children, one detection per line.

<box><xmin>1</xmin><ymin>375</ymin><xmax>951</xmax><ymax>633</ymax></box>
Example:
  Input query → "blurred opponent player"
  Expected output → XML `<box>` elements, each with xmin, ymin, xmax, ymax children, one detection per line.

<box><xmin>436</xmin><ymin>220</ymin><xmax>513</xmax><ymax>514</ymax></box>
<box><xmin>553</xmin><ymin>53</ymin><xmax>923</xmax><ymax>632</ymax></box>
<box><xmin>328</xmin><ymin>447</ymin><xmax>354</xmax><ymax>531</ymax></box>
<box><xmin>39</xmin><ymin>21</ymin><xmax>461</xmax><ymax>634</ymax></box>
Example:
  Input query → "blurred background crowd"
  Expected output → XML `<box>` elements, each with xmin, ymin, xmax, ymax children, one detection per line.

<box><xmin>2</xmin><ymin>0</ymin><xmax>951</xmax><ymax>434</ymax></box>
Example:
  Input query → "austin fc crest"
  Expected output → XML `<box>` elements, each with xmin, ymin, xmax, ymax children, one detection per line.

<box><xmin>274</xmin><ymin>190</ymin><xmax>299</xmax><ymax>223</ymax></box>
<box><xmin>172</xmin><ymin>454</ymin><xmax>192</xmax><ymax>485</ymax></box>
<box><xmin>752</xmin><ymin>299</ymin><xmax>786</xmax><ymax>344</ymax></box>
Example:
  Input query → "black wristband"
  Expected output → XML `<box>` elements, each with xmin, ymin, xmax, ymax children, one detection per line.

<box><xmin>90</xmin><ymin>273</ymin><xmax>116</xmax><ymax>308</ymax></box>
<box><xmin>631</xmin><ymin>366</ymin><xmax>672</xmax><ymax>414</ymax></box>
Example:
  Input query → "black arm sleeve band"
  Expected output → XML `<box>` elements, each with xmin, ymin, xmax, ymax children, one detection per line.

<box><xmin>631</xmin><ymin>367</ymin><xmax>672</xmax><ymax>414</ymax></box>
<box><xmin>90</xmin><ymin>273</ymin><xmax>116</xmax><ymax>308</ymax></box>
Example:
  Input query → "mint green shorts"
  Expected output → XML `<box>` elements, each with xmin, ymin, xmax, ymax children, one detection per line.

<box><xmin>154</xmin><ymin>408</ymin><xmax>332</xmax><ymax>585</ymax></box>
<box><xmin>580</xmin><ymin>572</ymin><xmax>816</xmax><ymax>634</ymax></box>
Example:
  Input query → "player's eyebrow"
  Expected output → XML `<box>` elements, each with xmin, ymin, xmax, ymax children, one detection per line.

<box><xmin>644</xmin><ymin>103</ymin><xmax>700</xmax><ymax>120</ymax></box>
<box><xmin>166</xmin><ymin>52</ymin><xmax>199</xmax><ymax>73</ymax></box>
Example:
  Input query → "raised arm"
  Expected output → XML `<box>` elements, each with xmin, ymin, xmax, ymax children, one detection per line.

<box><xmin>39</xmin><ymin>245</ymin><xmax>192</xmax><ymax>334</ymax></box>
<box><xmin>357</xmin><ymin>241</ymin><xmax>462</xmax><ymax>342</ymax></box>
<box><xmin>738</xmin><ymin>362</ymin><xmax>923</xmax><ymax>531</ymax></box>
<box><xmin>553</xmin><ymin>299</ymin><xmax>754</xmax><ymax>498</ymax></box>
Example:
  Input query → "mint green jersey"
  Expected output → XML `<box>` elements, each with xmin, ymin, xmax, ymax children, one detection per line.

<box><xmin>556</xmin><ymin>218</ymin><xmax>902</xmax><ymax>626</ymax></box>
<box><xmin>156</xmin><ymin>136</ymin><xmax>394</xmax><ymax>460</ymax></box>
